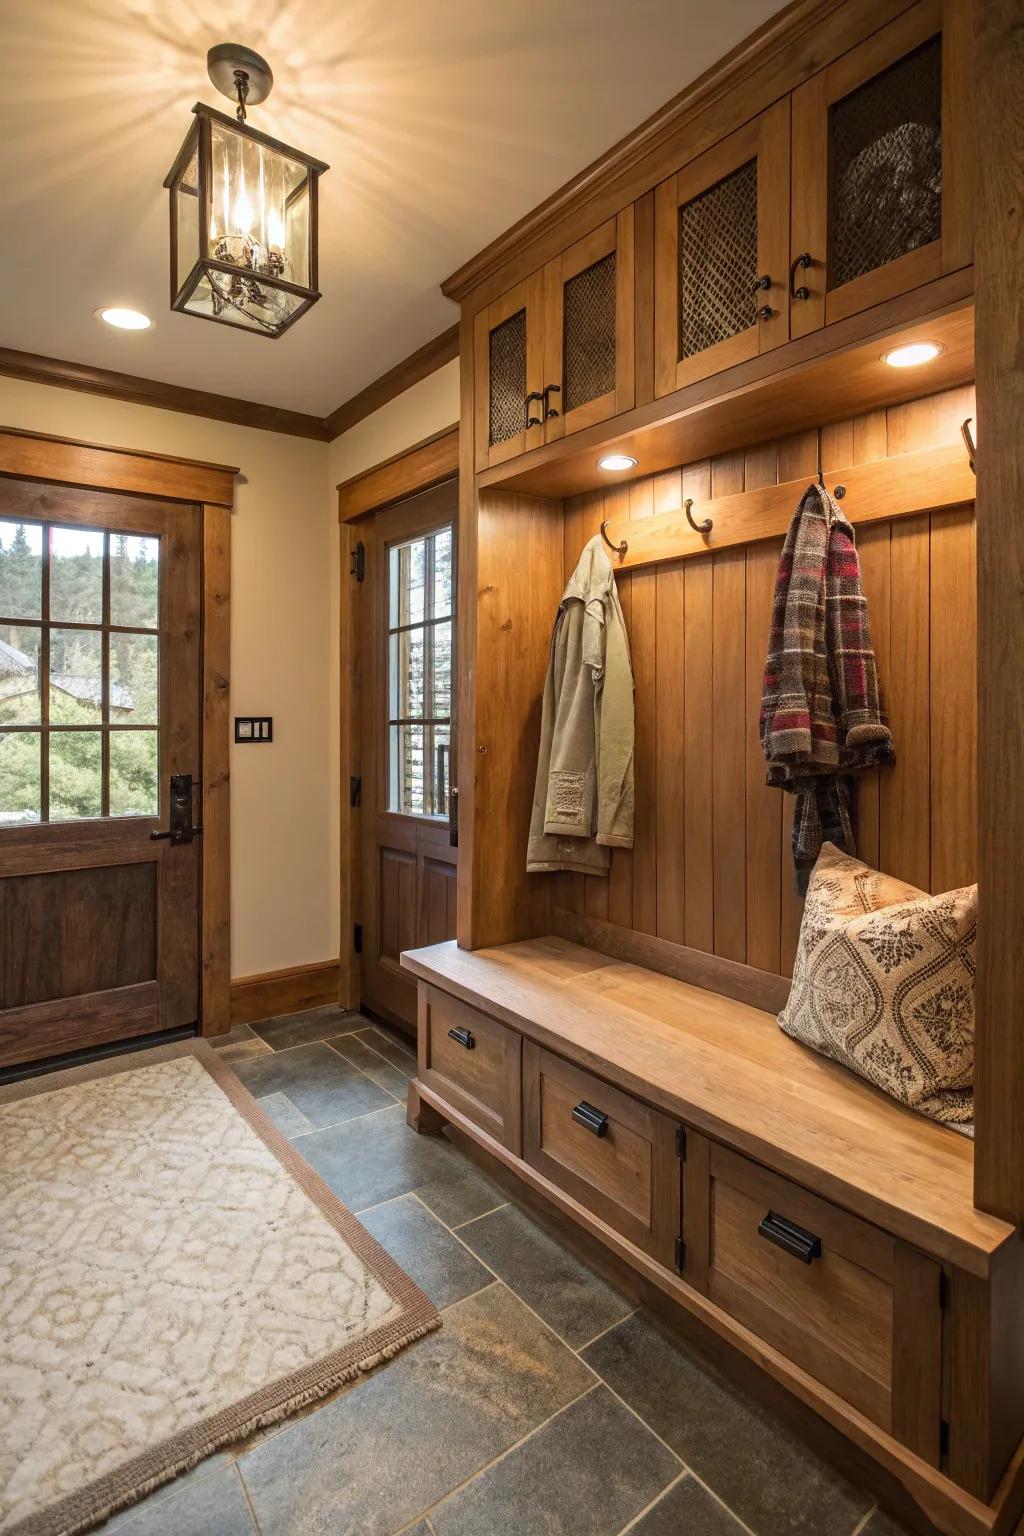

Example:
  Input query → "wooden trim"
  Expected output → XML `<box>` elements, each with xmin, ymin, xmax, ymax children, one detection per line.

<box><xmin>413</xmin><ymin>1076</ymin><xmax>1024</xmax><ymax>1536</ymax></box>
<box><xmin>0</xmin><ymin>347</ymin><xmax>329</xmax><ymax>442</ymax></box>
<box><xmin>201</xmin><ymin>504</ymin><xmax>231</xmax><ymax>1037</ymax></box>
<box><xmin>0</xmin><ymin>983</ymin><xmax>160</xmax><ymax>1069</ymax></box>
<box><xmin>337</xmin><ymin>425</ymin><xmax>459</xmax><ymax>522</ymax></box>
<box><xmin>0</xmin><ymin>425</ymin><xmax>237</xmax><ymax>507</ymax></box>
<box><xmin>339</xmin><ymin>520</ymin><xmax>360</xmax><ymax>1011</ymax></box>
<box><xmin>323</xmin><ymin>324</ymin><xmax>460</xmax><ymax>440</ymax></box>
<box><xmin>229</xmin><ymin>959</ymin><xmax>342</xmax><ymax>1027</ymax></box>
<box><xmin>441</xmin><ymin>0</ymin><xmax>915</xmax><ymax>305</ymax></box>
<box><xmin>593</xmin><ymin>441</ymin><xmax>975</xmax><ymax>571</ymax></box>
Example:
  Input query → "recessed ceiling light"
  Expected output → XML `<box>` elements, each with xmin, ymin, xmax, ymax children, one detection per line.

<box><xmin>598</xmin><ymin>453</ymin><xmax>638</xmax><ymax>472</ymax></box>
<box><xmin>96</xmin><ymin>307</ymin><xmax>152</xmax><ymax>331</ymax></box>
<box><xmin>882</xmin><ymin>341</ymin><xmax>942</xmax><ymax>368</ymax></box>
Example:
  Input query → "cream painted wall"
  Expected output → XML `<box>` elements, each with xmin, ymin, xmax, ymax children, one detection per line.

<box><xmin>0</xmin><ymin>377</ymin><xmax>335</xmax><ymax>982</ymax></box>
<box><xmin>328</xmin><ymin>359</ymin><xmax>459</xmax><ymax>487</ymax></box>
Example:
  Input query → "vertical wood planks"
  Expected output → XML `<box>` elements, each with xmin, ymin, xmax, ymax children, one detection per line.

<box><xmin>629</xmin><ymin>476</ymin><xmax>658</xmax><ymax>934</ymax></box>
<box><xmin>605</xmin><ymin>483</ymin><xmax>634</xmax><ymax>928</ymax></box>
<box><xmin>744</xmin><ymin>442</ymin><xmax>781</xmax><ymax>975</ymax></box>
<box><xmin>929</xmin><ymin>509</ymin><xmax>976</xmax><ymax>892</ymax></box>
<box><xmin>711</xmin><ymin>451</ymin><xmax>747</xmax><ymax>962</ymax></box>
<box><xmin>656</xmin><ymin>469</ymin><xmax>687</xmax><ymax>944</ymax></box>
<box><xmin>681</xmin><ymin>463</ymin><xmax>712</xmax><ymax>951</ymax></box>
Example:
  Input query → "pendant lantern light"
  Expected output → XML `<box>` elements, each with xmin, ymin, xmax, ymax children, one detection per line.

<box><xmin>163</xmin><ymin>45</ymin><xmax>329</xmax><ymax>338</ymax></box>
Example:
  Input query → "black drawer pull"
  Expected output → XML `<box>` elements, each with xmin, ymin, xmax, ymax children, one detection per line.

<box><xmin>572</xmin><ymin>1101</ymin><xmax>608</xmax><ymax>1137</ymax></box>
<box><xmin>758</xmin><ymin>1210</ymin><xmax>822</xmax><ymax>1264</ymax></box>
<box><xmin>447</xmin><ymin>1026</ymin><xmax>475</xmax><ymax>1050</ymax></box>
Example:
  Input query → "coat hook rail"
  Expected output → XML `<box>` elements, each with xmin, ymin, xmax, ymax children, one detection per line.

<box><xmin>961</xmin><ymin>417</ymin><xmax>976</xmax><ymax>474</ymax></box>
<box><xmin>684</xmin><ymin>497</ymin><xmax>713</xmax><ymax>535</ymax></box>
<box><xmin>816</xmin><ymin>425</ymin><xmax>846</xmax><ymax>499</ymax></box>
<box><xmin>600</xmin><ymin>519</ymin><xmax>628</xmax><ymax>559</ymax></box>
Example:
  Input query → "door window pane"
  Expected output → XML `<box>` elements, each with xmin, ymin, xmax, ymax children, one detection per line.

<box><xmin>390</xmin><ymin>723</ymin><xmax>425</xmax><ymax>815</ymax></box>
<box><xmin>50</xmin><ymin>628</ymin><xmax>103</xmax><ymax>724</ymax></box>
<box><xmin>433</xmin><ymin>528</ymin><xmax>453</xmax><ymax>619</ymax></box>
<box><xmin>109</xmin><ymin>730</ymin><xmax>159</xmax><ymax>817</ymax></box>
<box><xmin>111</xmin><ymin>633</ymin><xmax>158</xmax><ymax>724</ymax></box>
<box><xmin>0</xmin><ymin>520</ymin><xmax>42</xmax><ymax>619</ymax></box>
<box><xmin>110</xmin><ymin>536</ymin><xmax>159</xmax><ymax>629</ymax></box>
<box><xmin>0</xmin><ymin>624</ymin><xmax>42</xmax><ymax>725</ymax></box>
<box><xmin>50</xmin><ymin>526</ymin><xmax>104</xmax><ymax>624</ymax></box>
<box><xmin>390</xmin><ymin>539</ymin><xmax>426</xmax><ymax>626</ymax></box>
<box><xmin>386</xmin><ymin>523</ymin><xmax>454</xmax><ymax>817</ymax></box>
<box><xmin>0</xmin><ymin>730</ymin><xmax>41</xmax><ymax>824</ymax></box>
<box><xmin>432</xmin><ymin>620</ymin><xmax>452</xmax><ymax>718</ymax></box>
<box><xmin>49</xmin><ymin>730</ymin><xmax>102</xmax><ymax>821</ymax></box>
<box><xmin>390</xmin><ymin>628</ymin><xmax>424</xmax><ymax>719</ymax></box>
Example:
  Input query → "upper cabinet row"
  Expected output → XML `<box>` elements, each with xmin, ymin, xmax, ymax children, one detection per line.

<box><xmin>472</xmin><ymin>0</ymin><xmax>966</xmax><ymax>474</ymax></box>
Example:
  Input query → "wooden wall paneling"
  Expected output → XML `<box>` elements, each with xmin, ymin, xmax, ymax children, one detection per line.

<box><xmin>929</xmin><ymin>508</ymin><xmax>976</xmax><ymax>892</ymax></box>
<box><xmin>711</xmin><ymin>452</ymin><xmax>747</xmax><ymax>962</ymax></box>
<box><xmin>848</xmin><ymin>410</ymin><xmax>890</xmax><ymax>871</ymax></box>
<box><xmin>973</xmin><ymin>0</ymin><xmax>1024</xmax><ymax>1226</ymax></box>
<box><xmin>628</xmin><ymin>476</ymin><xmax>658</xmax><ymax>934</ymax></box>
<box><xmin>653</xmin><ymin>470</ymin><xmax>686</xmax><ymax>945</ymax></box>
<box><xmin>743</xmin><ymin>441</ymin><xmax>782</xmax><ymax>974</ymax></box>
<box><xmin>556</xmin><ymin>496</ymin><xmax>585</xmax><ymax>918</ymax></box>
<box><xmin>604</xmin><ymin>482</ymin><xmax>634</xmax><ymax>929</ymax></box>
<box><xmin>577</xmin><ymin>489</ymin><xmax>610</xmax><ymax>924</ymax></box>
<box><xmin>881</xmin><ymin>510</ymin><xmax>931</xmax><ymax>891</ymax></box>
<box><xmin>680</xmin><ymin>462</ymin><xmax>713</xmax><ymax>954</ymax></box>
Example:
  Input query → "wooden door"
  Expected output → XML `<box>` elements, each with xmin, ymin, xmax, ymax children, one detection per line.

<box><xmin>541</xmin><ymin>210</ymin><xmax>635</xmax><ymax>443</ymax></box>
<box><xmin>356</xmin><ymin>481</ymin><xmax>458</xmax><ymax>1030</ymax></box>
<box><xmin>0</xmin><ymin>479</ymin><xmax>201</xmax><ymax>1069</ymax></box>
<box><xmin>654</xmin><ymin>99</ymin><xmax>789</xmax><ymax>397</ymax></box>
<box><xmin>790</xmin><ymin>0</ymin><xmax>969</xmax><ymax>337</ymax></box>
<box><xmin>473</xmin><ymin>273</ymin><xmax>545</xmax><ymax>472</ymax></box>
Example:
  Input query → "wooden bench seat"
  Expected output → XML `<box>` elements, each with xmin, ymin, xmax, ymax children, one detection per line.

<box><xmin>401</xmin><ymin>934</ymin><xmax>1012</xmax><ymax>1277</ymax></box>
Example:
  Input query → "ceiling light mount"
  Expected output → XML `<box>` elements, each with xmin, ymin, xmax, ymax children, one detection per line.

<box><xmin>598</xmin><ymin>452</ymin><xmax>639</xmax><ymax>473</ymax></box>
<box><xmin>882</xmin><ymin>341</ymin><xmax>944</xmax><ymax>369</ymax></box>
<box><xmin>207</xmin><ymin>44</ymin><xmax>274</xmax><ymax>121</ymax></box>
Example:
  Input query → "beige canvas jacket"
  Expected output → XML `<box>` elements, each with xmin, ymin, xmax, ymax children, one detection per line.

<box><xmin>527</xmin><ymin>535</ymin><xmax>635</xmax><ymax>876</ymax></box>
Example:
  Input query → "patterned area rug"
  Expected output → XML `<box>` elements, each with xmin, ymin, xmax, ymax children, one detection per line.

<box><xmin>0</xmin><ymin>1040</ymin><xmax>440</xmax><ymax>1536</ymax></box>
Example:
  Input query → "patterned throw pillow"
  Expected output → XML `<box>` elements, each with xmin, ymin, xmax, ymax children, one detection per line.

<box><xmin>780</xmin><ymin>842</ymin><xmax>976</xmax><ymax>1136</ymax></box>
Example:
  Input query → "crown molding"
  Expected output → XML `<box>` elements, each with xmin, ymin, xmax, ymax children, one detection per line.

<box><xmin>323</xmin><ymin>324</ymin><xmax>459</xmax><ymax>440</ymax></box>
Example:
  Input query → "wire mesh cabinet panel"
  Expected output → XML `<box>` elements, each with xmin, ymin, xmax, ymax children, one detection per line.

<box><xmin>790</xmin><ymin>0</ymin><xmax>970</xmax><ymax>338</ymax></box>
<box><xmin>654</xmin><ymin>100</ymin><xmax>789</xmax><ymax>398</ymax></box>
<box><xmin>473</xmin><ymin>272</ymin><xmax>546</xmax><ymax>472</ymax></box>
<box><xmin>541</xmin><ymin>210</ymin><xmax>635</xmax><ymax>443</ymax></box>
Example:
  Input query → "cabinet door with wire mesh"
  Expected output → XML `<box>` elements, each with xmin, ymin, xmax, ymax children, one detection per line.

<box><xmin>654</xmin><ymin>100</ymin><xmax>789</xmax><ymax>398</ymax></box>
<box><xmin>473</xmin><ymin>272</ymin><xmax>545</xmax><ymax>472</ymax></box>
<box><xmin>790</xmin><ymin>0</ymin><xmax>969</xmax><ymax>337</ymax></box>
<box><xmin>540</xmin><ymin>210</ymin><xmax>634</xmax><ymax>443</ymax></box>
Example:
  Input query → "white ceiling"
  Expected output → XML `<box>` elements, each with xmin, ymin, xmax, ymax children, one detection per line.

<box><xmin>0</xmin><ymin>0</ymin><xmax>778</xmax><ymax>419</ymax></box>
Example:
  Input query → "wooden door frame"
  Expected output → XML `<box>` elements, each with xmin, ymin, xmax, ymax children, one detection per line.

<box><xmin>337</xmin><ymin>423</ymin><xmax>458</xmax><ymax>1010</ymax></box>
<box><xmin>0</xmin><ymin>425</ymin><xmax>234</xmax><ymax>1037</ymax></box>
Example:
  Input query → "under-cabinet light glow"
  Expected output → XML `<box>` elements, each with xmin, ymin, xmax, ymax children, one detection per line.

<box><xmin>97</xmin><ymin>307</ymin><xmax>152</xmax><ymax>330</ymax></box>
<box><xmin>882</xmin><ymin>341</ymin><xmax>942</xmax><ymax>368</ymax></box>
<box><xmin>598</xmin><ymin>453</ymin><xmax>639</xmax><ymax>472</ymax></box>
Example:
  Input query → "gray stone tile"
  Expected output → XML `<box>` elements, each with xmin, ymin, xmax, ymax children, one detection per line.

<box><xmin>582</xmin><ymin>1313</ymin><xmax>872</xmax><ymax>1536</ymax></box>
<box><xmin>233</xmin><ymin>1042</ymin><xmax>395</xmax><ymax>1130</ymax></box>
<box><xmin>257</xmin><ymin>1091</ymin><xmax>315</xmax><ymax>1140</ymax></box>
<box><xmin>251</xmin><ymin>1006</ymin><xmax>359</xmax><ymax>1051</ymax></box>
<box><xmin>330</xmin><ymin>1034</ymin><xmax>411</xmax><ymax>1098</ymax></box>
<box><xmin>416</xmin><ymin>1160</ymin><xmax>509</xmax><ymax>1230</ymax></box>
<box><xmin>359</xmin><ymin>1194</ymin><xmax>492</xmax><ymax>1310</ymax></box>
<box><xmin>208</xmin><ymin>1025</ymin><xmax>272</xmax><ymax>1064</ymax></box>
<box><xmin>354</xmin><ymin>1024</ymin><xmax>417</xmax><ymax>1076</ymax></box>
<box><xmin>627</xmin><ymin>1474</ymin><xmax>749</xmax><ymax>1535</ymax></box>
<box><xmin>238</xmin><ymin>1283</ymin><xmax>595</xmax><ymax>1536</ymax></box>
<box><xmin>111</xmin><ymin>1465</ymin><xmax>254</xmax><ymax>1535</ymax></box>
<box><xmin>457</xmin><ymin>1203</ymin><xmax>632</xmax><ymax>1348</ymax></box>
<box><xmin>429</xmin><ymin>1383</ymin><xmax>679</xmax><ymax>1536</ymax></box>
<box><xmin>297</xmin><ymin>1103</ymin><xmax>464</xmax><ymax>1211</ymax></box>
<box><xmin>98</xmin><ymin>1455</ymin><xmax>236</xmax><ymax>1529</ymax></box>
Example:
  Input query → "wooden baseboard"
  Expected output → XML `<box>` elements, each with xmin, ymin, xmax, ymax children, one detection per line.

<box><xmin>228</xmin><ymin>960</ymin><xmax>340</xmax><ymax>1028</ymax></box>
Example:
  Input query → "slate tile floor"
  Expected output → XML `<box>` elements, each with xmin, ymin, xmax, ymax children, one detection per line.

<box><xmin>97</xmin><ymin>1006</ymin><xmax>918</xmax><ymax>1536</ymax></box>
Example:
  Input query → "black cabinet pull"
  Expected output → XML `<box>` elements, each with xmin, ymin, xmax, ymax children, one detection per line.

<box><xmin>524</xmin><ymin>391</ymin><xmax>544</xmax><ymax>429</ymax></box>
<box><xmin>789</xmin><ymin>251</ymin><xmax>813</xmax><ymax>301</ymax></box>
<box><xmin>542</xmin><ymin>382</ymin><xmax>561</xmax><ymax>421</ymax></box>
<box><xmin>447</xmin><ymin>1026</ymin><xmax>475</xmax><ymax>1050</ymax></box>
<box><xmin>758</xmin><ymin>1210</ymin><xmax>822</xmax><ymax>1264</ymax></box>
<box><xmin>572</xmin><ymin>1100</ymin><xmax>608</xmax><ymax>1137</ymax></box>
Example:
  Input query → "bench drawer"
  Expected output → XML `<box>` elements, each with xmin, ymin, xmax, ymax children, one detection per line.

<box><xmin>701</xmin><ymin>1143</ymin><xmax>941</xmax><ymax>1449</ymax></box>
<box><xmin>522</xmin><ymin>1041</ymin><xmax>681</xmax><ymax>1269</ymax></box>
<box><xmin>419</xmin><ymin>985</ymin><xmax>522</xmax><ymax>1152</ymax></box>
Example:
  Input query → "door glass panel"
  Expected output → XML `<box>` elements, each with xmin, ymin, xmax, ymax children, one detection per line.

<box><xmin>0</xmin><ymin>624</ymin><xmax>42</xmax><ymax>725</ymax></box>
<box><xmin>829</xmin><ymin>36</ymin><xmax>942</xmax><ymax>291</ymax></box>
<box><xmin>50</xmin><ymin>526</ymin><xmax>104</xmax><ymax>624</ymax></box>
<box><xmin>387</xmin><ymin>523</ymin><xmax>454</xmax><ymax>817</ymax></box>
<box><xmin>49</xmin><ymin>628</ymin><xmax>103</xmax><ymax>724</ymax></box>
<box><xmin>49</xmin><ymin>730</ymin><xmax>103</xmax><ymax>821</ymax></box>
<box><xmin>110</xmin><ymin>535</ymin><xmax>159</xmax><ymax>628</ymax></box>
<box><xmin>111</xmin><ymin>633</ymin><xmax>159</xmax><ymax>724</ymax></box>
<box><xmin>678</xmin><ymin>158</ymin><xmax>757</xmax><ymax>360</ymax></box>
<box><xmin>109</xmin><ymin>730</ymin><xmax>159</xmax><ymax>817</ymax></box>
<box><xmin>0</xmin><ymin>730</ymin><xmax>40</xmax><ymax>824</ymax></box>
<box><xmin>563</xmin><ymin>251</ymin><xmax>616</xmax><ymax>413</ymax></box>
<box><xmin>488</xmin><ymin>307</ymin><xmax>527</xmax><ymax>447</ymax></box>
<box><xmin>0</xmin><ymin>519</ymin><xmax>43</xmax><ymax>619</ymax></box>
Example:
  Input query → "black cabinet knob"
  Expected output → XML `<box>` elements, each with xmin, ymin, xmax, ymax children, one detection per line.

<box><xmin>572</xmin><ymin>1100</ymin><xmax>609</xmax><ymax>1137</ymax></box>
<box><xmin>447</xmin><ymin>1026</ymin><xmax>475</xmax><ymax>1050</ymax></box>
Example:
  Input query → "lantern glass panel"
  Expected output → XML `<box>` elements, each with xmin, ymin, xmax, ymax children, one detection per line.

<box><xmin>174</xmin><ymin>141</ymin><xmax>200</xmax><ymax>292</ymax></box>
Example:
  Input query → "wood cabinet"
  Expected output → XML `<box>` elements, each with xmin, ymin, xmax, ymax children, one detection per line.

<box><xmin>473</xmin><ymin>213</ymin><xmax>635</xmax><ymax>471</ymax></box>
<box><xmin>654</xmin><ymin>100</ymin><xmax>790</xmax><ymax>396</ymax></box>
<box><xmin>790</xmin><ymin>0</ymin><xmax>969</xmax><ymax>336</ymax></box>
<box><xmin>418</xmin><ymin>984</ymin><xmax>522</xmax><ymax>1152</ymax></box>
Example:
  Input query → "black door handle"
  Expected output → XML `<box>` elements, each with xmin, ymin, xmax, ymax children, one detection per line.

<box><xmin>150</xmin><ymin>773</ymin><xmax>201</xmax><ymax>844</ymax></box>
<box><xmin>447</xmin><ymin>1026</ymin><xmax>475</xmax><ymax>1050</ymax></box>
<box><xmin>572</xmin><ymin>1101</ymin><xmax>608</xmax><ymax>1137</ymax></box>
<box><xmin>151</xmin><ymin>826</ymin><xmax>203</xmax><ymax>842</ymax></box>
<box><xmin>758</xmin><ymin>1210</ymin><xmax>822</xmax><ymax>1264</ymax></box>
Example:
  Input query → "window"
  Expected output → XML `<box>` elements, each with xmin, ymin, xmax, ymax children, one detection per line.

<box><xmin>387</xmin><ymin>524</ymin><xmax>453</xmax><ymax>816</ymax></box>
<box><xmin>0</xmin><ymin>520</ymin><xmax>160</xmax><ymax>825</ymax></box>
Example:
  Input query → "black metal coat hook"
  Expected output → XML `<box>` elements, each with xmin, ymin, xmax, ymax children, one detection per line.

<box><xmin>599</xmin><ymin>520</ymin><xmax>628</xmax><ymax>559</ymax></box>
<box><xmin>815</xmin><ymin>426</ymin><xmax>846</xmax><ymax>499</ymax></box>
<box><xmin>961</xmin><ymin>417</ymin><xmax>976</xmax><ymax>474</ymax></box>
<box><xmin>684</xmin><ymin>498</ymin><xmax>713</xmax><ymax>535</ymax></box>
